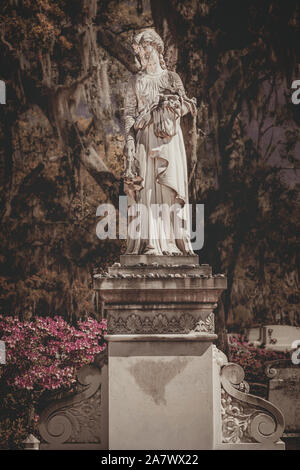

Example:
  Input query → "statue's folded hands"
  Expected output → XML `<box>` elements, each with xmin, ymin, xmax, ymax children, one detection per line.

<box><xmin>134</xmin><ymin>109</ymin><xmax>152</xmax><ymax>130</ymax></box>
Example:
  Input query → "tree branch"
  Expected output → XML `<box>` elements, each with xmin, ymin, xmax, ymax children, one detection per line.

<box><xmin>79</xmin><ymin>144</ymin><xmax>122</xmax><ymax>208</ymax></box>
<box><xmin>0</xmin><ymin>25</ymin><xmax>16</xmax><ymax>54</ymax></box>
<box><xmin>97</xmin><ymin>26</ymin><xmax>137</xmax><ymax>73</ymax></box>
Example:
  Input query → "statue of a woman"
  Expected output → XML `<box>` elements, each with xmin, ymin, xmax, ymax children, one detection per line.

<box><xmin>123</xmin><ymin>29</ymin><xmax>196</xmax><ymax>256</ymax></box>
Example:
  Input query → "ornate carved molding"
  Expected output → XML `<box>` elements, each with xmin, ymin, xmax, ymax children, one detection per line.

<box><xmin>221</xmin><ymin>389</ymin><xmax>254</xmax><ymax>443</ymax></box>
<box><xmin>220</xmin><ymin>363</ymin><xmax>285</xmax><ymax>444</ymax></box>
<box><xmin>39</xmin><ymin>364</ymin><xmax>107</xmax><ymax>446</ymax></box>
<box><xmin>108</xmin><ymin>312</ymin><xmax>214</xmax><ymax>335</ymax></box>
<box><xmin>213</xmin><ymin>345</ymin><xmax>228</xmax><ymax>367</ymax></box>
<box><xmin>265</xmin><ymin>359</ymin><xmax>293</xmax><ymax>379</ymax></box>
<box><xmin>66</xmin><ymin>388</ymin><xmax>102</xmax><ymax>443</ymax></box>
<box><xmin>95</xmin><ymin>272</ymin><xmax>225</xmax><ymax>279</ymax></box>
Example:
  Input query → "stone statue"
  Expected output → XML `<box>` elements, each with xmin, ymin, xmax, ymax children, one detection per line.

<box><xmin>123</xmin><ymin>29</ymin><xmax>197</xmax><ymax>256</ymax></box>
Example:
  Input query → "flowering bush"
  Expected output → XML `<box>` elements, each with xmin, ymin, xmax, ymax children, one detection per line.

<box><xmin>0</xmin><ymin>315</ymin><xmax>107</xmax><ymax>449</ymax></box>
<box><xmin>0</xmin><ymin>315</ymin><xmax>107</xmax><ymax>391</ymax></box>
<box><xmin>228</xmin><ymin>334</ymin><xmax>290</xmax><ymax>395</ymax></box>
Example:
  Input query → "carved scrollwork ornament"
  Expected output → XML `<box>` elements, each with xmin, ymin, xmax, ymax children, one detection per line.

<box><xmin>39</xmin><ymin>365</ymin><xmax>103</xmax><ymax>445</ymax></box>
<box><xmin>213</xmin><ymin>345</ymin><xmax>228</xmax><ymax>367</ymax></box>
<box><xmin>220</xmin><ymin>362</ymin><xmax>285</xmax><ymax>444</ymax></box>
<box><xmin>265</xmin><ymin>359</ymin><xmax>291</xmax><ymax>379</ymax></box>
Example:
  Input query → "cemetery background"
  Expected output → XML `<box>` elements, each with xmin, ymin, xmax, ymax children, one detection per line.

<box><xmin>0</xmin><ymin>0</ymin><xmax>299</xmax><ymax>450</ymax></box>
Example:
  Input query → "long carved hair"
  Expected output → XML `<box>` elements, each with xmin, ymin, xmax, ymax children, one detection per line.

<box><xmin>132</xmin><ymin>29</ymin><xmax>166</xmax><ymax>70</ymax></box>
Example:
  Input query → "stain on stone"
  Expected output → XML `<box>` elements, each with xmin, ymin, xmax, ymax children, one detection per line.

<box><xmin>128</xmin><ymin>358</ymin><xmax>189</xmax><ymax>405</ymax></box>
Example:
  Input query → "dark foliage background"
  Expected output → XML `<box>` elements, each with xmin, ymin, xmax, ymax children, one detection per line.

<box><xmin>0</xmin><ymin>0</ymin><xmax>299</xmax><ymax>349</ymax></box>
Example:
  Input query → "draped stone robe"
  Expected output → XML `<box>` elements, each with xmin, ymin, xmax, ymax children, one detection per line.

<box><xmin>124</xmin><ymin>69</ymin><xmax>196</xmax><ymax>256</ymax></box>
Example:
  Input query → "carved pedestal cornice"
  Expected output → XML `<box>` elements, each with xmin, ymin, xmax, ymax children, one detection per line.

<box><xmin>94</xmin><ymin>257</ymin><xmax>226</xmax><ymax>336</ymax></box>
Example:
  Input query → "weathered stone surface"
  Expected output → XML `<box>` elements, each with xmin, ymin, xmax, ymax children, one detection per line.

<box><xmin>120</xmin><ymin>254</ymin><xmax>200</xmax><ymax>266</ymax></box>
<box><xmin>94</xmin><ymin>256</ymin><xmax>226</xmax><ymax>335</ymax></box>
<box><xmin>39</xmin><ymin>363</ymin><xmax>108</xmax><ymax>450</ymax></box>
<box><xmin>108</xmin><ymin>338</ymin><xmax>215</xmax><ymax>450</ymax></box>
<box><xmin>108</xmin><ymin>311</ymin><xmax>215</xmax><ymax>335</ymax></box>
<box><xmin>107</xmin><ymin>335</ymin><xmax>285</xmax><ymax>450</ymax></box>
<box><xmin>262</xmin><ymin>325</ymin><xmax>300</xmax><ymax>352</ymax></box>
<box><xmin>220</xmin><ymin>362</ymin><xmax>285</xmax><ymax>445</ymax></box>
<box><xmin>123</xmin><ymin>30</ymin><xmax>197</xmax><ymax>256</ymax></box>
<box><xmin>108</xmin><ymin>263</ymin><xmax>212</xmax><ymax>276</ymax></box>
<box><xmin>94</xmin><ymin>254</ymin><xmax>284</xmax><ymax>450</ymax></box>
<box><xmin>266</xmin><ymin>362</ymin><xmax>300</xmax><ymax>434</ymax></box>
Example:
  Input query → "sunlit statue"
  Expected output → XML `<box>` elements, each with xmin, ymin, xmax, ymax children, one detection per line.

<box><xmin>123</xmin><ymin>29</ymin><xmax>197</xmax><ymax>256</ymax></box>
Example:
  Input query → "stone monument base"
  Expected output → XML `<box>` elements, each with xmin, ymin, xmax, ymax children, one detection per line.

<box><xmin>94</xmin><ymin>255</ymin><xmax>285</xmax><ymax>450</ymax></box>
<box><xmin>107</xmin><ymin>334</ymin><xmax>217</xmax><ymax>450</ymax></box>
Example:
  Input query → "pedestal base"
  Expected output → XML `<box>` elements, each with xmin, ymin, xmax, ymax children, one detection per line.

<box><xmin>94</xmin><ymin>256</ymin><xmax>285</xmax><ymax>450</ymax></box>
<box><xmin>107</xmin><ymin>334</ymin><xmax>285</xmax><ymax>450</ymax></box>
<box><xmin>214</xmin><ymin>442</ymin><xmax>285</xmax><ymax>450</ymax></box>
<box><xmin>108</xmin><ymin>335</ymin><xmax>218</xmax><ymax>450</ymax></box>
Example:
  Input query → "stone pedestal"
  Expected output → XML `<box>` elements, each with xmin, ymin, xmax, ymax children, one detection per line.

<box><xmin>94</xmin><ymin>255</ymin><xmax>285</xmax><ymax>450</ymax></box>
<box><xmin>108</xmin><ymin>336</ymin><xmax>218</xmax><ymax>450</ymax></box>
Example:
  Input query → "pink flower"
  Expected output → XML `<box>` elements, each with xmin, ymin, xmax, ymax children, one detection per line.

<box><xmin>0</xmin><ymin>315</ymin><xmax>107</xmax><ymax>392</ymax></box>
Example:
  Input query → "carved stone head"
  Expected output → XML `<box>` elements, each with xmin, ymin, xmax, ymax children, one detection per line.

<box><xmin>132</xmin><ymin>29</ymin><xmax>166</xmax><ymax>71</ymax></box>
